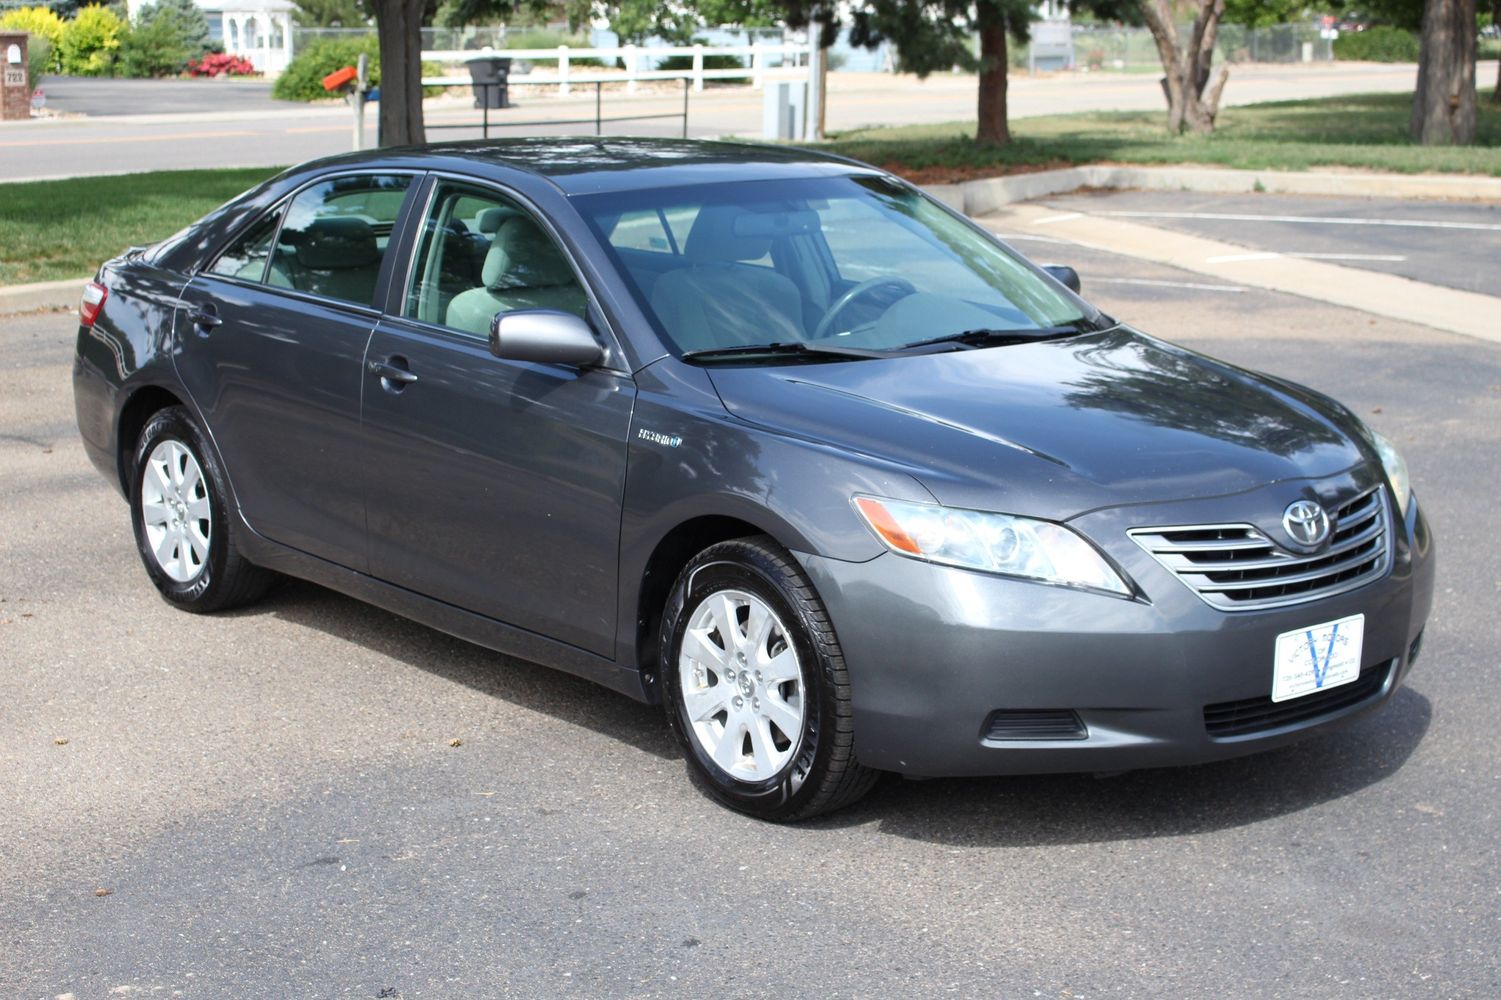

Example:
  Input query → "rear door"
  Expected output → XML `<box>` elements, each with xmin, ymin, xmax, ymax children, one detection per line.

<box><xmin>359</xmin><ymin>178</ymin><xmax>635</xmax><ymax>657</ymax></box>
<box><xmin>174</xmin><ymin>171</ymin><xmax>417</xmax><ymax>570</ymax></box>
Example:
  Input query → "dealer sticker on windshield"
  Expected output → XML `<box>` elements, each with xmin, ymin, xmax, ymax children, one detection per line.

<box><xmin>1271</xmin><ymin>613</ymin><xmax>1365</xmax><ymax>703</ymax></box>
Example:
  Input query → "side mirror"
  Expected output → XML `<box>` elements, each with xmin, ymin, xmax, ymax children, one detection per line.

<box><xmin>489</xmin><ymin>309</ymin><xmax>605</xmax><ymax>367</ymax></box>
<box><xmin>1043</xmin><ymin>264</ymin><xmax>1082</xmax><ymax>294</ymax></box>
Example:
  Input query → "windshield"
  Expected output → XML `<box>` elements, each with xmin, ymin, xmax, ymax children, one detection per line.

<box><xmin>575</xmin><ymin>175</ymin><xmax>1101</xmax><ymax>359</ymax></box>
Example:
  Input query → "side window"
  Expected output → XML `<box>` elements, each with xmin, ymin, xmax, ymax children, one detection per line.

<box><xmin>404</xmin><ymin>182</ymin><xmax>588</xmax><ymax>339</ymax></box>
<box><xmin>271</xmin><ymin>173</ymin><xmax>413</xmax><ymax>307</ymax></box>
<box><xmin>208</xmin><ymin>208</ymin><xmax>284</xmax><ymax>284</ymax></box>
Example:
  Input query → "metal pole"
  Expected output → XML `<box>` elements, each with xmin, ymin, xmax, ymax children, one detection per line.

<box><xmin>483</xmin><ymin>85</ymin><xmax>489</xmax><ymax>138</ymax></box>
<box><xmin>352</xmin><ymin>52</ymin><xmax>368</xmax><ymax>150</ymax></box>
<box><xmin>595</xmin><ymin>80</ymin><xmax>602</xmax><ymax>135</ymax></box>
<box><xmin>682</xmin><ymin>77</ymin><xmax>689</xmax><ymax>138</ymax></box>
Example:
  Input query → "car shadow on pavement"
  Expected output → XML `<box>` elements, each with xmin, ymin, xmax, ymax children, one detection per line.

<box><xmin>814</xmin><ymin>686</ymin><xmax>1432</xmax><ymax>846</ymax></box>
<box><xmin>240</xmin><ymin>580</ymin><xmax>1430</xmax><ymax>844</ymax></box>
<box><xmin>240</xmin><ymin>578</ymin><xmax>681</xmax><ymax>763</ymax></box>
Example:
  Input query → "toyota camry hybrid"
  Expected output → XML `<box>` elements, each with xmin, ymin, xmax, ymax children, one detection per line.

<box><xmin>73</xmin><ymin>138</ymin><xmax>1435</xmax><ymax>820</ymax></box>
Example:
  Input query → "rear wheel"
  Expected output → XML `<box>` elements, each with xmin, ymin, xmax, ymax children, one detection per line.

<box><xmin>660</xmin><ymin>535</ymin><xmax>878</xmax><ymax>821</ymax></box>
<box><xmin>130</xmin><ymin>406</ymin><xmax>272</xmax><ymax>612</ymax></box>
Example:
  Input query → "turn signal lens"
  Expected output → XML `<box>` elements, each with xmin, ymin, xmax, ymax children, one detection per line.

<box><xmin>852</xmin><ymin>495</ymin><xmax>1131</xmax><ymax>596</ymax></box>
<box><xmin>79</xmin><ymin>281</ymin><xmax>108</xmax><ymax>328</ymax></box>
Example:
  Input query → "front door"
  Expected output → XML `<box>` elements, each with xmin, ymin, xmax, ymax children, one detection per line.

<box><xmin>174</xmin><ymin>171</ymin><xmax>416</xmax><ymax>569</ymax></box>
<box><xmin>360</xmin><ymin>180</ymin><xmax>635</xmax><ymax>657</ymax></box>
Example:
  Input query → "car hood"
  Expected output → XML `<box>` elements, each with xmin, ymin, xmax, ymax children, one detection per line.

<box><xmin>704</xmin><ymin>327</ymin><xmax>1368</xmax><ymax>518</ymax></box>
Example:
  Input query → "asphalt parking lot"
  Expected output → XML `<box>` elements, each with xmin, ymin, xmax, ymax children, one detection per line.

<box><xmin>1037</xmin><ymin>189</ymin><xmax>1501</xmax><ymax>296</ymax></box>
<box><xmin>3</xmin><ymin>231</ymin><xmax>1499</xmax><ymax>998</ymax></box>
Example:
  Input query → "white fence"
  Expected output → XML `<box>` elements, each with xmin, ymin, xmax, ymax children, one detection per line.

<box><xmin>420</xmin><ymin>42</ymin><xmax>812</xmax><ymax>97</ymax></box>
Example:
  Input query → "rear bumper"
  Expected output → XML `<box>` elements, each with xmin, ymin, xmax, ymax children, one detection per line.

<box><xmin>797</xmin><ymin>497</ymin><xmax>1435</xmax><ymax>778</ymax></box>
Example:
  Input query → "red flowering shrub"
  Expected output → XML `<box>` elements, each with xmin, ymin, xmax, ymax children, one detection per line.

<box><xmin>187</xmin><ymin>52</ymin><xmax>257</xmax><ymax>76</ymax></box>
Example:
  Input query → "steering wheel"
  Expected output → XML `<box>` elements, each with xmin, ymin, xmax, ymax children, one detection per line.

<box><xmin>811</xmin><ymin>276</ymin><xmax>917</xmax><ymax>340</ymax></box>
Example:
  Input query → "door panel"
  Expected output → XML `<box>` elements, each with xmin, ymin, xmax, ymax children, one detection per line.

<box><xmin>361</xmin><ymin>320</ymin><xmax>634</xmax><ymax>656</ymax></box>
<box><xmin>171</xmin><ymin>171</ymin><xmax>417</xmax><ymax>570</ymax></box>
<box><xmin>175</xmin><ymin>275</ymin><xmax>377</xmax><ymax>568</ymax></box>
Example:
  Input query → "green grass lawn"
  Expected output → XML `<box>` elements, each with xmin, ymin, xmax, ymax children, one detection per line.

<box><xmin>824</xmin><ymin>92</ymin><xmax>1501</xmax><ymax>183</ymax></box>
<box><xmin>0</xmin><ymin>167</ymin><xmax>280</xmax><ymax>287</ymax></box>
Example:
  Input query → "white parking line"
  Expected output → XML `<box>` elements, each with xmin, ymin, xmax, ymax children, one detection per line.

<box><xmin>1206</xmin><ymin>251</ymin><xmax>1409</xmax><ymax>263</ymax></box>
<box><xmin>1091</xmin><ymin>210</ymin><xmax>1501</xmax><ymax>232</ymax></box>
<box><xmin>1033</xmin><ymin>212</ymin><xmax>1085</xmax><ymax>225</ymax></box>
<box><xmin>1092</xmin><ymin>277</ymin><xmax>1248</xmax><ymax>293</ymax></box>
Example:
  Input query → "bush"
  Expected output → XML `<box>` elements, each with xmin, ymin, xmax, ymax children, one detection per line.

<box><xmin>27</xmin><ymin>35</ymin><xmax>54</xmax><ymax>85</ymax></box>
<box><xmin>1332</xmin><ymin>25</ymin><xmax>1420</xmax><ymax>62</ymax></box>
<box><xmin>119</xmin><ymin>0</ymin><xmax>211</xmax><ymax>77</ymax></box>
<box><xmin>187</xmin><ymin>51</ymin><xmax>256</xmax><ymax>76</ymax></box>
<box><xmin>272</xmin><ymin>35</ymin><xmax>442</xmax><ymax>99</ymax></box>
<box><xmin>0</xmin><ymin>5</ymin><xmax>65</xmax><ymax>72</ymax></box>
<box><xmin>272</xmin><ymin>34</ymin><xmax>380</xmax><ymax>99</ymax></box>
<box><xmin>58</xmin><ymin>4</ymin><xmax>125</xmax><ymax>76</ymax></box>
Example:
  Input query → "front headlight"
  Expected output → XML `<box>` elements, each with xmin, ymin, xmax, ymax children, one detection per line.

<box><xmin>853</xmin><ymin>495</ymin><xmax>1131</xmax><ymax>596</ymax></box>
<box><xmin>1363</xmin><ymin>426</ymin><xmax>1412</xmax><ymax>519</ymax></box>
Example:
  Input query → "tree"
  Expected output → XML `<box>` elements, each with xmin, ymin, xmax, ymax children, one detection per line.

<box><xmin>1493</xmin><ymin>0</ymin><xmax>1500</xmax><ymax>104</ymax></box>
<box><xmin>1410</xmin><ymin>0</ymin><xmax>1476</xmax><ymax>142</ymax></box>
<box><xmin>370</xmin><ymin>0</ymin><xmax>432</xmax><ymax>145</ymax></box>
<box><xmin>292</xmin><ymin>0</ymin><xmax>372</xmax><ymax>28</ymax></box>
<box><xmin>1138</xmin><ymin>0</ymin><xmax>1231</xmax><ymax>133</ymax></box>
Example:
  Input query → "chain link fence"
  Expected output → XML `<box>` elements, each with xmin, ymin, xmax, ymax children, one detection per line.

<box><xmin>1060</xmin><ymin>22</ymin><xmax>1334</xmax><ymax>72</ymax></box>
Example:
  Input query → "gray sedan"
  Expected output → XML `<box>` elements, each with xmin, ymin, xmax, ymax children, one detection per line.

<box><xmin>72</xmin><ymin>139</ymin><xmax>1435</xmax><ymax>820</ymax></box>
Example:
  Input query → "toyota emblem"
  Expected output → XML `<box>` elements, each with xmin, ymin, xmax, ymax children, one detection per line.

<box><xmin>1283</xmin><ymin>500</ymin><xmax>1331</xmax><ymax>547</ymax></box>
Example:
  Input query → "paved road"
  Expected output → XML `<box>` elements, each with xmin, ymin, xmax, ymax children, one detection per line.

<box><xmin>3</xmin><ymin>62</ymin><xmax>1445</xmax><ymax>181</ymax></box>
<box><xmin>35</xmin><ymin>76</ymin><xmax>283</xmax><ymax>116</ymax></box>
<box><xmin>2</xmin><ymin>236</ymin><xmax>1498</xmax><ymax>997</ymax></box>
<box><xmin>1040</xmin><ymin>189</ymin><xmax>1501</xmax><ymax>297</ymax></box>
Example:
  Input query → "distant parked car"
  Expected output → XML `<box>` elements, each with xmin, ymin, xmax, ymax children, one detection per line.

<box><xmin>74</xmin><ymin>139</ymin><xmax>1434</xmax><ymax>820</ymax></box>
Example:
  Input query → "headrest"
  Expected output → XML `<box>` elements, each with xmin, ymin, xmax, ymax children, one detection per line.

<box><xmin>684</xmin><ymin>204</ymin><xmax>771</xmax><ymax>263</ymax></box>
<box><xmin>476</xmin><ymin>206</ymin><xmax>516</xmax><ymax>234</ymax></box>
<box><xmin>295</xmin><ymin>216</ymin><xmax>378</xmax><ymax>270</ymax></box>
<box><xmin>481</xmin><ymin>216</ymin><xmax>576</xmax><ymax>289</ymax></box>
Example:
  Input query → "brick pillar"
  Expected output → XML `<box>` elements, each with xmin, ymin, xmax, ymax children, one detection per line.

<box><xmin>1</xmin><ymin>32</ymin><xmax>29</xmax><ymax>121</ymax></box>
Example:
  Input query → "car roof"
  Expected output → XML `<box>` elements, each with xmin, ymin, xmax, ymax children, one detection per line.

<box><xmin>293</xmin><ymin>137</ymin><xmax>882</xmax><ymax>196</ymax></box>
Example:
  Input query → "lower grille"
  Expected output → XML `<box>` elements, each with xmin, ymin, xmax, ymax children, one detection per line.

<box><xmin>1204</xmin><ymin>658</ymin><xmax>1394</xmax><ymax>740</ymax></box>
<box><xmin>982</xmin><ymin>709</ymin><xmax>1088</xmax><ymax>742</ymax></box>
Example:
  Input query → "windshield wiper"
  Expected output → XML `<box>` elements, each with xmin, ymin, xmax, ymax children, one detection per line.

<box><xmin>680</xmin><ymin>341</ymin><xmax>895</xmax><ymax>364</ymax></box>
<box><xmin>897</xmin><ymin>321</ymin><xmax>1104</xmax><ymax>353</ymax></box>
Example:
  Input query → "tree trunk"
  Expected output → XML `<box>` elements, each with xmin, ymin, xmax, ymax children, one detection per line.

<box><xmin>375</xmin><ymin>0</ymin><xmax>425</xmax><ymax>147</ymax></box>
<box><xmin>975</xmin><ymin>8</ymin><xmax>1009</xmax><ymax>148</ymax></box>
<box><xmin>1492</xmin><ymin>0</ymin><xmax>1500</xmax><ymax>104</ymax></box>
<box><xmin>1411</xmin><ymin>0</ymin><xmax>1476</xmax><ymax>144</ymax></box>
<box><xmin>1140</xmin><ymin>0</ymin><xmax>1230</xmax><ymax>134</ymax></box>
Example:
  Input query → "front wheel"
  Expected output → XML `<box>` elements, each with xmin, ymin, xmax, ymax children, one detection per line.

<box><xmin>129</xmin><ymin>406</ymin><xmax>272</xmax><ymax>613</ymax></box>
<box><xmin>660</xmin><ymin>536</ymin><xmax>878</xmax><ymax>821</ymax></box>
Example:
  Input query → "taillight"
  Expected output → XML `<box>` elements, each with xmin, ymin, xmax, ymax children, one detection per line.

<box><xmin>80</xmin><ymin>281</ymin><xmax>108</xmax><ymax>328</ymax></box>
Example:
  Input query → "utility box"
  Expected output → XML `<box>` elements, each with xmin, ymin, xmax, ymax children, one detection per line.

<box><xmin>762</xmin><ymin>79</ymin><xmax>806</xmax><ymax>141</ymax></box>
<box><xmin>2</xmin><ymin>32</ymin><xmax>28</xmax><ymax>121</ymax></box>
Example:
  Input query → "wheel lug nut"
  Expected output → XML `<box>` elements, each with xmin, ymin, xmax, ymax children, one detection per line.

<box><xmin>733</xmin><ymin>696</ymin><xmax>743</xmax><ymax>709</ymax></box>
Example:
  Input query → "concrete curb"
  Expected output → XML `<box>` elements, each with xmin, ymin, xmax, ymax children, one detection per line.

<box><xmin>923</xmin><ymin>164</ymin><xmax>1501</xmax><ymax>215</ymax></box>
<box><xmin>0</xmin><ymin>278</ymin><xmax>82</xmax><ymax>316</ymax></box>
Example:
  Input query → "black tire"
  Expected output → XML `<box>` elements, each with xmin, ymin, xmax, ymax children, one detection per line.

<box><xmin>660</xmin><ymin>535</ymin><xmax>878</xmax><ymax>821</ymax></box>
<box><xmin>129</xmin><ymin>406</ymin><xmax>272</xmax><ymax>613</ymax></box>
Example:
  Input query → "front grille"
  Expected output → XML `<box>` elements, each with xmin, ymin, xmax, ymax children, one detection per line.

<box><xmin>1204</xmin><ymin>658</ymin><xmax>1394</xmax><ymax>739</ymax></box>
<box><xmin>1129</xmin><ymin>487</ymin><xmax>1391</xmax><ymax>612</ymax></box>
<box><xmin>981</xmin><ymin>709</ymin><xmax>1088</xmax><ymax>742</ymax></box>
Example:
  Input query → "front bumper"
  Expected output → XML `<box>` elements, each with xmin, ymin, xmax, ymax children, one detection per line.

<box><xmin>797</xmin><ymin>489</ymin><xmax>1435</xmax><ymax>778</ymax></box>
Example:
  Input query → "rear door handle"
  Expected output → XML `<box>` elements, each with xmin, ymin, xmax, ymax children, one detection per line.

<box><xmin>368</xmin><ymin>357</ymin><xmax>419</xmax><ymax>387</ymax></box>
